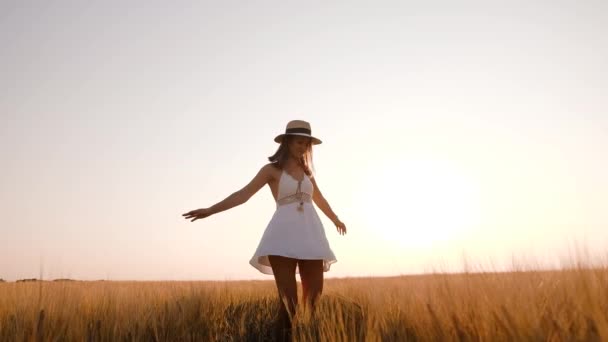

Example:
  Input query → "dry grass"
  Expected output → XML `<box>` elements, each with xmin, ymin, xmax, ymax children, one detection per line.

<box><xmin>1</xmin><ymin>267</ymin><xmax>607</xmax><ymax>341</ymax></box>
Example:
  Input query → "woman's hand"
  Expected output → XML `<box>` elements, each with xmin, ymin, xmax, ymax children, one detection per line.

<box><xmin>182</xmin><ymin>208</ymin><xmax>213</xmax><ymax>222</ymax></box>
<box><xmin>334</xmin><ymin>219</ymin><xmax>347</xmax><ymax>235</ymax></box>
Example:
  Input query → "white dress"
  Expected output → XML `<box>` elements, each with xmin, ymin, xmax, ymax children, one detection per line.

<box><xmin>249</xmin><ymin>168</ymin><xmax>337</xmax><ymax>275</ymax></box>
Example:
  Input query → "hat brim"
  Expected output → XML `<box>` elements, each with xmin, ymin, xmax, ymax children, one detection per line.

<box><xmin>274</xmin><ymin>133</ymin><xmax>322</xmax><ymax>145</ymax></box>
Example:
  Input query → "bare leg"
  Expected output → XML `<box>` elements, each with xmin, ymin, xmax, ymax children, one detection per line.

<box><xmin>268</xmin><ymin>255</ymin><xmax>298</xmax><ymax>341</ymax></box>
<box><xmin>298</xmin><ymin>259</ymin><xmax>324</xmax><ymax>314</ymax></box>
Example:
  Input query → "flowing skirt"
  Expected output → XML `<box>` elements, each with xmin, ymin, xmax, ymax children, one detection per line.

<box><xmin>249</xmin><ymin>201</ymin><xmax>337</xmax><ymax>275</ymax></box>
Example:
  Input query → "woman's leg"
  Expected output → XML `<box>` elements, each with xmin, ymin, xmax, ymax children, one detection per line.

<box><xmin>298</xmin><ymin>259</ymin><xmax>324</xmax><ymax>312</ymax></box>
<box><xmin>268</xmin><ymin>255</ymin><xmax>299</xmax><ymax>339</ymax></box>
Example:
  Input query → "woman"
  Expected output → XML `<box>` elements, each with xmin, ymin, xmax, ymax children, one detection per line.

<box><xmin>182</xmin><ymin>119</ymin><xmax>346</xmax><ymax>339</ymax></box>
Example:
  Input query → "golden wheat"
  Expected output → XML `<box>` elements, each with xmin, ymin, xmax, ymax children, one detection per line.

<box><xmin>1</xmin><ymin>267</ymin><xmax>607</xmax><ymax>341</ymax></box>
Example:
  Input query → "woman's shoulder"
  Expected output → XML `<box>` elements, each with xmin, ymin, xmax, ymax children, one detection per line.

<box><xmin>264</xmin><ymin>162</ymin><xmax>281</xmax><ymax>172</ymax></box>
<box><xmin>261</xmin><ymin>162</ymin><xmax>282</xmax><ymax>180</ymax></box>
<box><xmin>266</xmin><ymin>162</ymin><xmax>281</xmax><ymax>169</ymax></box>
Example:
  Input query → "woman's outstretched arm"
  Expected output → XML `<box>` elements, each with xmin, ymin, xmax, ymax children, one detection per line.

<box><xmin>183</xmin><ymin>164</ymin><xmax>273</xmax><ymax>222</ymax></box>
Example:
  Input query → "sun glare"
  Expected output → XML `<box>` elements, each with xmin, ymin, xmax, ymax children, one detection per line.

<box><xmin>359</xmin><ymin>158</ymin><xmax>481</xmax><ymax>250</ymax></box>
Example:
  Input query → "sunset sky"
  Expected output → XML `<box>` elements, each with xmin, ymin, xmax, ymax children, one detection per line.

<box><xmin>1</xmin><ymin>1</ymin><xmax>607</xmax><ymax>281</ymax></box>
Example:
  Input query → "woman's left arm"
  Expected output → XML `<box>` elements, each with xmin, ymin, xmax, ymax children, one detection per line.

<box><xmin>311</xmin><ymin>177</ymin><xmax>347</xmax><ymax>235</ymax></box>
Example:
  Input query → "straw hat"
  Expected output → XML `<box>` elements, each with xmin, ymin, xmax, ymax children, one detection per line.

<box><xmin>274</xmin><ymin>120</ymin><xmax>322</xmax><ymax>145</ymax></box>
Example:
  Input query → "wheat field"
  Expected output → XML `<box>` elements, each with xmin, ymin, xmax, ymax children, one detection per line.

<box><xmin>1</xmin><ymin>267</ymin><xmax>607</xmax><ymax>341</ymax></box>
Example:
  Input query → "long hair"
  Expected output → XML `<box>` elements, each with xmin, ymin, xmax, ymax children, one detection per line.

<box><xmin>268</xmin><ymin>135</ymin><xmax>315</xmax><ymax>176</ymax></box>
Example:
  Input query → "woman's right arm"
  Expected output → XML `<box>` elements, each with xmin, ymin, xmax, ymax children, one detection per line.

<box><xmin>183</xmin><ymin>164</ymin><xmax>273</xmax><ymax>221</ymax></box>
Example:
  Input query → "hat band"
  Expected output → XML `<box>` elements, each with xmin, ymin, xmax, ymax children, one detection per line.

<box><xmin>285</xmin><ymin>127</ymin><xmax>311</xmax><ymax>135</ymax></box>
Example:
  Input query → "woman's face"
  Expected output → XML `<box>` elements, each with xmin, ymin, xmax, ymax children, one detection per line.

<box><xmin>288</xmin><ymin>136</ymin><xmax>311</xmax><ymax>158</ymax></box>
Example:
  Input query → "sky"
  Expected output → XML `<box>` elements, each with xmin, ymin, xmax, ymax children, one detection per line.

<box><xmin>1</xmin><ymin>1</ymin><xmax>607</xmax><ymax>281</ymax></box>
